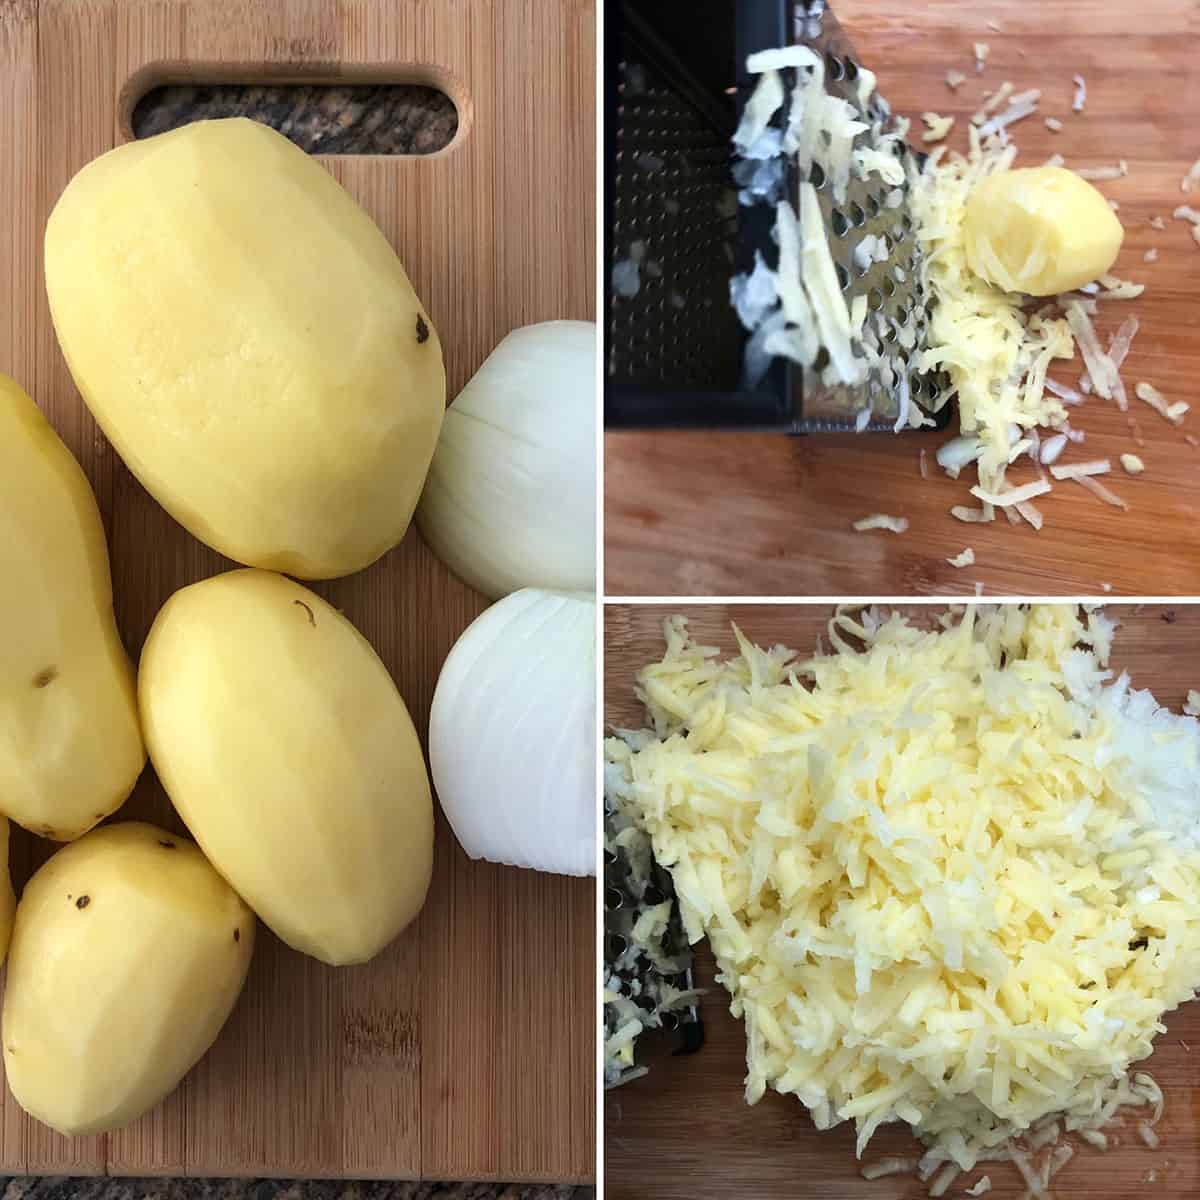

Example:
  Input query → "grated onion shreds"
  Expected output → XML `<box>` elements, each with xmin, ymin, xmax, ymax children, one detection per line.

<box><xmin>973</xmin><ymin>81</ymin><xmax>1014</xmax><ymax>124</ymax></box>
<box><xmin>1014</xmin><ymin>500</ymin><xmax>1044</xmax><ymax>530</ymax></box>
<box><xmin>1107</xmin><ymin>317</ymin><xmax>1138</xmax><ymax>370</ymax></box>
<box><xmin>1072</xmin><ymin>74</ymin><xmax>1087</xmax><ymax>112</ymax></box>
<box><xmin>1073</xmin><ymin>474</ymin><xmax>1128</xmax><ymax>510</ymax></box>
<box><xmin>1044</xmin><ymin>152</ymin><xmax>1066</xmax><ymax>168</ymax></box>
<box><xmin>970</xmin><ymin>479</ymin><xmax>1052</xmax><ymax>507</ymax></box>
<box><xmin>1080</xmin><ymin>1129</ymin><xmax>1108</xmax><ymax>1151</ymax></box>
<box><xmin>975</xmin><ymin>42</ymin><xmax>990</xmax><ymax>71</ymax></box>
<box><xmin>947</xmin><ymin>547</ymin><xmax>976</xmax><ymax>568</ymax></box>
<box><xmin>855</xmin><ymin>407</ymin><xmax>872</xmax><ymax>433</ymax></box>
<box><xmin>1026</xmin><ymin>1121</ymin><xmax>1061</xmax><ymax>1152</ymax></box>
<box><xmin>1077</xmin><ymin>165</ymin><xmax>1124</xmax><ymax>181</ymax></box>
<box><xmin>861</xmin><ymin>1157</ymin><xmax>920</xmax><ymax>1181</ymax></box>
<box><xmin>1138</xmin><ymin>1122</ymin><xmax>1160</xmax><ymax>1149</ymax></box>
<box><xmin>745</xmin><ymin>45</ymin><xmax>820</xmax><ymax>73</ymax></box>
<box><xmin>734</xmin><ymin>70</ymin><xmax>785</xmax><ymax>152</ymax></box>
<box><xmin>853</xmin><ymin>513</ymin><xmax>909</xmax><ymax>533</ymax></box>
<box><xmin>1144</xmin><ymin>248</ymin><xmax>1158</xmax><ymax>263</ymax></box>
<box><xmin>1044</xmin><ymin>378</ymin><xmax>1083</xmax><ymax>405</ymax></box>
<box><xmin>1044</xmin><ymin>117</ymin><xmax>1063</xmax><ymax>133</ymax></box>
<box><xmin>1040</xmin><ymin>433</ymin><xmax>1069</xmax><ymax>464</ymax></box>
<box><xmin>1065</xmin><ymin>302</ymin><xmax>1118</xmax><ymax>404</ymax></box>
<box><xmin>928</xmin><ymin>1163</ymin><xmax>961</xmax><ymax>1197</ymax></box>
<box><xmin>1009</xmin><ymin>1146</ymin><xmax>1046</xmax><ymax>1197</ymax></box>
<box><xmin>978</xmin><ymin>99</ymin><xmax>1039</xmax><ymax>139</ymax></box>
<box><xmin>946</xmin><ymin>69</ymin><xmax>967</xmax><ymax>90</ymax></box>
<box><xmin>1049</xmin><ymin>1144</ymin><xmax>1074</xmax><ymax>1179</ymax></box>
<box><xmin>951</xmin><ymin>505</ymin><xmax>991</xmax><ymax>523</ymax></box>
<box><xmin>1050</xmin><ymin>458</ymin><xmax>1111</xmax><ymax>480</ymax></box>
<box><xmin>1184</xmin><ymin>158</ymin><xmax>1200</xmax><ymax>192</ymax></box>
<box><xmin>1174</xmin><ymin>204</ymin><xmax>1200</xmax><ymax>224</ymax></box>
<box><xmin>965</xmin><ymin>1179</ymin><xmax>993</xmax><ymax>1197</ymax></box>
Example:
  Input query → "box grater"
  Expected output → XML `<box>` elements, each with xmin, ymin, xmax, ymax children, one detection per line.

<box><xmin>605</xmin><ymin>0</ymin><xmax>950</xmax><ymax>433</ymax></box>
<box><xmin>604</xmin><ymin>796</ymin><xmax>703</xmax><ymax>1088</ymax></box>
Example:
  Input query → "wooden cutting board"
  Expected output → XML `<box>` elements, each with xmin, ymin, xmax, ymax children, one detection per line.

<box><xmin>605</xmin><ymin>0</ymin><xmax>1200</xmax><ymax>598</ymax></box>
<box><xmin>0</xmin><ymin>0</ymin><xmax>595</xmax><ymax>1181</ymax></box>
<box><xmin>605</xmin><ymin>601</ymin><xmax>1200</xmax><ymax>1199</ymax></box>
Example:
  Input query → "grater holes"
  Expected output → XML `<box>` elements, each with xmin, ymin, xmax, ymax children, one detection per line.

<box><xmin>809</xmin><ymin>161</ymin><xmax>826</xmax><ymax>190</ymax></box>
<box><xmin>831</xmin><ymin>208</ymin><xmax>849</xmax><ymax>238</ymax></box>
<box><xmin>835</xmin><ymin>263</ymin><xmax>850</xmax><ymax>291</ymax></box>
<box><xmin>868</xmin><ymin>288</ymin><xmax>884</xmax><ymax>311</ymax></box>
<box><xmin>605</xmin><ymin>887</ymin><xmax>623</xmax><ymax>911</ymax></box>
<box><xmin>814</xmin><ymin>346</ymin><xmax>831</xmax><ymax>373</ymax></box>
<box><xmin>848</xmin><ymin>202</ymin><xmax>866</xmax><ymax>228</ymax></box>
<box><xmin>882</xmin><ymin>275</ymin><xmax>896</xmax><ymax>297</ymax></box>
<box><xmin>865</xmin><ymin>193</ymin><xmax>880</xmax><ymax>219</ymax></box>
<box><xmin>844</xmin><ymin>58</ymin><xmax>860</xmax><ymax>82</ymax></box>
<box><xmin>825</xmin><ymin>53</ymin><xmax>845</xmax><ymax>81</ymax></box>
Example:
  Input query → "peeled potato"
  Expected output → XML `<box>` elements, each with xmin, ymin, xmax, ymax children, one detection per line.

<box><xmin>44</xmin><ymin>117</ymin><xmax>445</xmax><ymax>580</ymax></box>
<box><xmin>139</xmin><ymin>569</ymin><xmax>433</xmax><ymax>965</ymax></box>
<box><xmin>963</xmin><ymin>166</ymin><xmax>1124</xmax><ymax>296</ymax></box>
<box><xmin>2</xmin><ymin>822</ymin><xmax>254</xmax><ymax>1136</ymax></box>
<box><xmin>0</xmin><ymin>374</ymin><xmax>145</xmax><ymax>840</ymax></box>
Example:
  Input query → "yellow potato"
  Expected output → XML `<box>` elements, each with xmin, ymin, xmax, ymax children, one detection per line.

<box><xmin>44</xmin><ymin>117</ymin><xmax>445</xmax><ymax>580</ymax></box>
<box><xmin>0</xmin><ymin>374</ymin><xmax>145</xmax><ymax>840</ymax></box>
<box><xmin>2</xmin><ymin>822</ymin><xmax>254</xmax><ymax>1136</ymax></box>
<box><xmin>139</xmin><ymin>569</ymin><xmax>433</xmax><ymax>965</ymax></box>
<box><xmin>963</xmin><ymin>166</ymin><xmax>1123</xmax><ymax>296</ymax></box>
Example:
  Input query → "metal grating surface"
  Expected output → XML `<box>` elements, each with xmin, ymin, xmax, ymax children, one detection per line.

<box><xmin>609</xmin><ymin>53</ymin><xmax>741</xmax><ymax>391</ymax></box>
<box><xmin>781</xmin><ymin>6</ymin><xmax>944</xmax><ymax>424</ymax></box>
<box><xmin>605</xmin><ymin>0</ymin><xmax>950</xmax><ymax>432</ymax></box>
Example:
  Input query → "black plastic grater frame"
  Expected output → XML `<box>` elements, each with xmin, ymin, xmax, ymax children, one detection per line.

<box><xmin>605</xmin><ymin>0</ymin><xmax>951</xmax><ymax>433</ymax></box>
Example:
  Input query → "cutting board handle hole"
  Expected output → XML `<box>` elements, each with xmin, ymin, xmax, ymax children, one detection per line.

<box><xmin>123</xmin><ymin>76</ymin><xmax>462</xmax><ymax>156</ymax></box>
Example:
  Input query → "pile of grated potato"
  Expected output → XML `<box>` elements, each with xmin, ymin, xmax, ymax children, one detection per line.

<box><xmin>606</xmin><ymin>605</ymin><xmax>1200</xmax><ymax>1196</ymax></box>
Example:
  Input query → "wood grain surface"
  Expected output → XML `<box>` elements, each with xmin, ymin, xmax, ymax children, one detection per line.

<box><xmin>0</xmin><ymin>0</ymin><xmax>595</xmax><ymax>1181</ymax></box>
<box><xmin>604</xmin><ymin>0</ymin><xmax>1200</xmax><ymax>598</ymax></box>
<box><xmin>605</xmin><ymin>601</ymin><xmax>1200</xmax><ymax>1199</ymax></box>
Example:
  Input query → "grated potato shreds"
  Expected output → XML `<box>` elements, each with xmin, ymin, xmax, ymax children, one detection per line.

<box><xmin>607</xmin><ymin>606</ymin><xmax>1200</xmax><ymax>1183</ymax></box>
<box><xmin>911</xmin><ymin>128</ymin><xmax>1073</xmax><ymax>505</ymax></box>
<box><xmin>947</xmin><ymin>547</ymin><xmax>976</xmax><ymax>568</ymax></box>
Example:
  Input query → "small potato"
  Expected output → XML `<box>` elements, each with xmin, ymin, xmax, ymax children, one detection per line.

<box><xmin>45</xmin><ymin>117</ymin><xmax>445</xmax><ymax>580</ymax></box>
<box><xmin>0</xmin><ymin>374</ymin><xmax>145</xmax><ymax>840</ymax></box>
<box><xmin>2</xmin><ymin>822</ymin><xmax>254</xmax><ymax>1136</ymax></box>
<box><xmin>139</xmin><ymin>569</ymin><xmax>433</xmax><ymax>965</ymax></box>
<box><xmin>963</xmin><ymin>166</ymin><xmax>1123</xmax><ymax>296</ymax></box>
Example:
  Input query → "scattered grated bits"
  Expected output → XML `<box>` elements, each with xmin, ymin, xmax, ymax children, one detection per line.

<box><xmin>853</xmin><ymin>514</ymin><xmax>908</xmax><ymax>533</ymax></box>
<box><xmin>1150</xmin><ymin>215</ymin><xmax>1167</xmax><ymax>230</ymax></box>
<box><xmin>1072</xmin><ymin>73</ymin><xmax>1087</xmax><ymax>112</ymax></box>
<box><xmin>1120</xmin><ymin>453</ymin><xmax>1145</xmax><ymax>475</ymax></box>
<box><xmin>922</xmin><ymin>112</ymin><xmax>956</xmax><ymax>143</ymax></box>
<box><xmin>946</xmin><ymin>69</ymin><xmax>967</xmax><ymax>90</ymax></box>
<box><xmin>947</xmin><ymin>547</ymin><xmax>976</xmax><ymax>568</ymax></box>
<box><xmin>1144</xmin><ymin>248</ymin><xmax>1159</xmax><ymax>263</ymax></box>
<box><xmin>1044</xmin><ymin>116</ymin><xmax>1063</xmax><ymax>132</ymax></box>
<box><xmin>1183</xmin><ymin>158</ymin><xmax>1200</xmax><ymax>192</ymax></box>
<box><xmin>1073</xmin><ymin>474</ymin><xmax>1129</xmax><ymax>510</ymax></box>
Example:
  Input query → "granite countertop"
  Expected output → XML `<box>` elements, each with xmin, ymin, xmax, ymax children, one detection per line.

<box><xmin>0</xmin><ymin>1184</ymin><xmax>591</xmax><ymax>1200</ymax></box>
<box><xmin>131</xmin><ymin>82</ymin><xmax>459</xmax><ymax>155</ymax></box>
<box><xmin>9</xmin><ymin>87</ymin><xmax>587</xmax><ymax>1200</ymax></box>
